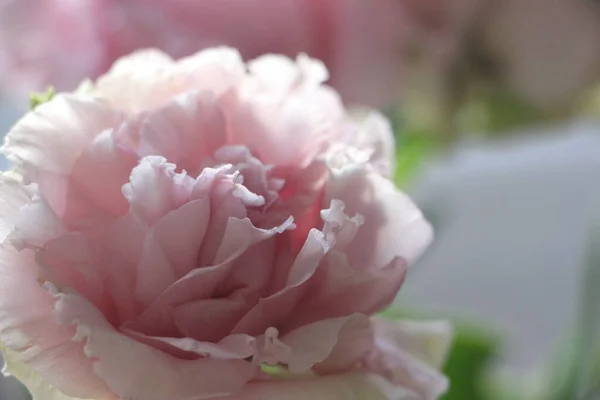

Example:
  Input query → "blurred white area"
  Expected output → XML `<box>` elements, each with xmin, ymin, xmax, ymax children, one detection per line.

<box><xmin>399</xmin><ymin>119</ymin><xmax>600</xmax><ymax>379</ymax></box>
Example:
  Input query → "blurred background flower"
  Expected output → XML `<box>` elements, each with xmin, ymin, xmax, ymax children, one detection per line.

<box><xmin>0</xmin><ymin>0</ymin><xmax>416</xmax><ymax>108</ymax></box>
<box><xmin>0</xmin><ymin>0</ymin><xmax>599</xmax><ymax>399</ymax></box>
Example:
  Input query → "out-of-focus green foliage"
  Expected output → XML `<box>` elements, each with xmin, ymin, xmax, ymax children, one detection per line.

<box><xmin>580</xmin><ymin>84</ymin><xmax>600</xmax><ymax>119</ymax></box>
<box><xmin>394</xmin><ymin>132</ymin><xmax>437</xmax><ymax>188</ymax></box>
<box><xmin>441</xmin><ymin>326</ymin><xmax>499</xmax><ymax>400</ymax></box>
<box><xmin>390</xmin><ymin>85</ymin><xmax>551</xmax><ymax>187</ymax></box>
<box><xmin>456</xmin><ymin>86</ymin><xmax>547</xmax><ymax>135</ymax></box>
<box><xmin>387</xmin><ymin>109</ymin><xmax>439</xmax><ymax>188</ymax></box>
<box><xmin>29</xmin><ymin>86</ymin><xmax>55</xmax><ymax>110</ymax></box>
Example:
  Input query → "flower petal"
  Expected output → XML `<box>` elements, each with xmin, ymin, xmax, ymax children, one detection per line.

<box><xmin>372</xmin><ymin>318</ymin><xmax>453</xmax><ymax>370</ymax></box>
<box><xmin>127</xmin><ymin>332</ymin><xmax>256</xmax><ymax>361</ymax></box>
<box><xmin>129</xmin><ymin>216</ymin><xmax>293</xmax><ymax>337</ymax></box>
<box><xmin>2</xmin><ymin>95</ymin><xmax>121</xmax><ymax>178</ymax></box>
<box><xmin>1</xmin><ymin>95</ymin><xmax>124</xmax><ymax>220</ymax></box>
<box><xmin>232</xmin><ymin>226</ymin><xmax>329</xmax><ymax>336</ymax></box>
<box><xmin>2</xmin><ymin>345</ymin><xmax>99</xmax><ymax>400</ymax></box>
<box><xmin>226</xmin><ymin>54</ymin><xmax>345</xmax><ymax>169</ymax></box>
<box><xmin>53</xmin><ymin>288</ymin><xmax>257</xmax><ymax>400</ymax></box>
<box><xmin>95</xmin><ymin>47</ymin><xmax>245</xmax><ymax>114</ymax></box>
<box><xmin>326</xmin><ymin>167</ymin><xmax>432</xmax><ymax>268</ymax></box>
<box><xmin>288</xmin><ymin>256</ymin><xmax>407</xmax><ymax>333</ymax></box>
<box><xmin>284</xmin><ymin>199</ymin><xmax>405</xmax><ymax>326</ymax></box>
<box><xmin>69</xmin><ymin>129</ymin><xmax>136</xmax><ymax>216</ymax></box>
<box><xmin>116</xmin><ymin>91</ymin><xmax>228</xmax><ymax>176</ymax></box>
<box><xmin>122</xmin><ymin>156</ymin><xmax>195</xmax><ymax>225</ymax></box>
<box><xmin>135</xmin><ymin>198</ymin><xmax>210</xmax><ymax>307</ymax></box>
<box><xmin>0</xmin><ymin>172</ymin><xmax>32</xmax><ymax>242</ymax></box>
<box><xmin>0</xmin><ymin>250</ymin><xmax>112</xmax><ymax>399</ymax></box>
<box><xmin>364</xmin><ymin>319</ymin><xmax>452</xmax><ymax>400</ymax></box>
<box><xmin>346</xmin><ymin>109</ymin><xmax>396</xmax><ymax>178</ymax></box>
<box><xmin>272</xmin><ymin>314</ymin><xmax>374</xmax><ymax>374</ymax></box>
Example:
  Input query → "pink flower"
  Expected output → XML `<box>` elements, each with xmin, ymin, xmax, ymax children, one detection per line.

<box><xmin>0</xmin><ymin>48</ymin><xmax>449</xmax><ymax>399</ymax></box>
<box><xmin>0</xmin><ymin>0</ymin><xmax>409</xmax><ymax>108</ymax></box>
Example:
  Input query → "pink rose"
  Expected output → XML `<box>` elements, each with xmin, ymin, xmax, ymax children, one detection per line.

<box><xmin>0</xmin><ymin>0</ymin><xmax>410</xmax><ymax>108</ymax></box>
<box><xmin>0</xmin><ymin>48</ymin><xmax>449</xmax><ymax>399</ymax></box>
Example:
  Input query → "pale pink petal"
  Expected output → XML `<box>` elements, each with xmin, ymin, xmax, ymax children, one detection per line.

<box><xmin>213</xmin><ymin>146</ymin><xmax>283</xmax><ymax>212</ymax></box>
<box><xmin>172</xmin><ymin>239</ymin><xmax>279</xmax><ymax>341</ymax></box>
<box><xmin>274</xmin><ymin>314</ymin><xmax>374</xmax><ymax>374</ymax></box>
<box><xmin>283</xmin><ymin>199</ymin><xmax>406</xmax><ymax>327</ymax></box>
<box><xmin>53</xmin><ymin>288</ymin><xmax>257</xmax><ymax>400</ymax></box>
<box><xmin>8</xmin><ymin>194</ymin><xmax>66</xmax><ymax>251</ymax></box>
<box><xmin>194</xmin><ymin>169</ymin><xmax>256</xmax><ymax>267</ymax></box>
<box><xmin>128</xmin><ymin>263</ymin><xmax>233</xmax><ymax>337</ymax></box>
<box><xmin>0</xmin><ymin>172</ymin><xmax>32</xmax><ymax>242</ymax></box>
<box><xmin>346</xmin><ymin>109</ymin><xmax>397</xmax><ymax>178</ymax></box>
<box><xmin>122</xmin><ymin>156</ymin><xmax>195</xmax><ymax>225</ymax></box>
<box><xmin>234</xmin><ymin>196</ymin><xmax>383</xmax><ymax>336</ymax></box>
<box><xmin>95</xmin><ymin>47</ymin><xmax>245</xmax><ymax>114</ymax></box>
<box><xmin>174</xmin><ymin>298</ymin><xmax>248</xmax><ymax>342</ymax></box>
<box><xmin>271</xmin><ymin>160</ymin><xmax>328</xmax><ymax>254</ymax></box>
<box><xmin>0</xmin><ymin>250</ymin><xmax>112</xmax><ymax>399</ymax></box>
<box><xmin>219</xmin><ymin>235</ymin><xmax>279</xmax><ymax>296</ymax></box>
<box><xmin>2</xmin><ymin>95</ymin><xmax>121</xmax><ymax>178</ymax></box>
<box><xmin>226</xmin><ymin>55</ymin><xmax>346</xmax><ymax>169</ymax></box>
<box><xmin>37</xmin><ymin>233</ymin><xmax>113</xmax><ymax>321</ymax></box>
<box><xmin>127</xmin><ymin>332</ymin><xmax>257</xmax><ymax>361</ymax></box>
<box><xmin>100</xmin><ymin>212</ymin><xmax>147</xmax><ymax>324</ymax></box>
<box><xmin>135</xmin><ymin>198</ymin><xmax>210</xmax><ymax>307</ymax></box>
<box><xmin>1</xmin><ymin>343</ymin><xmax>113</xmax><ymax>400</ymax></box>
<box><xmin>364</xmin><ymin>319</ymin><xmax>452</xmax><ymax>400</ymax></box>
<box><xmin>326</xmin><ymin>167</ymin><xmax>433</xmax><ymax>268</ymax></box>
<box><xmin>117</xmin><ymin>91</ymin><xmax>228</xmax><ymax>176</ymax></box>
<box><xmin>95</xmin><ymin>49</ymin><xmax>174</xmax><ymax>114</ymax></box>
<box><xmin>211</xmin><ymin>216</ymin><xmax>293</xmax><ymax>269</ymax></box>
<box><xmin>225</xmin><ymin>372</ymin><xmax>418</xmax><ymax>400</ymax></box>
<box><xmin>129</xmin><ymin>216</ymin><xmax>293</xmax><ymax>337</ymax></box>
<box><xmin>1</xmin><ymin>95</ymin><xmax>123</xmax><ymax>220</ymax></box>
<box><xmin>232</xmin><ymin>227</ymin><xmax>330</xmax><ymax>336</ymax></box>
<box><xmin>245</xmin><ymin>53</ymin><xmax>329</xmax><ymax>99</ymax></box>
<box><xmin>70</xmin><ymin>129</ymin><xmax>137</xmax><ymax>216</ymax></box>
<box><xmin>372</xmin><ymin>318</ymin><xmax>453</xmax><ymax>370</ymax></box>
<box><xmin>288</xmin><ymin>256</ymin><xmax>407</xmax><ymax>329</ymax></box>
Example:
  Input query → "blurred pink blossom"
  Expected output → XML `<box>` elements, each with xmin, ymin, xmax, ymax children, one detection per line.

<box><xmin>0</xmin><ymin>0</ymin><xmax>413</xmax><ymax>107</ymax></box>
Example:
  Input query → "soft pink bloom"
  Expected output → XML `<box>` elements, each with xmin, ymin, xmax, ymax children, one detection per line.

<box><xmin>0</xmin><ymin>0</ymin><xmax>410</xmax><ymax>108</ymax></box>
<box><xmin>0</xmin><ymin>48</ymin><xmax>449</xmax><ymax>399</ymax></box>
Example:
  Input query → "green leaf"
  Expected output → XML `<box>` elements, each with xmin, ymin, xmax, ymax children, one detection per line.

<box><xmin>441</xmin><ymin>325</ymin><xmax>499</xmax><ymax>400</ymax></box>
<box><xmin>29</xmin><ymin>86</ymin><xmax>55</xmax><ymax>110</ymax></box>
